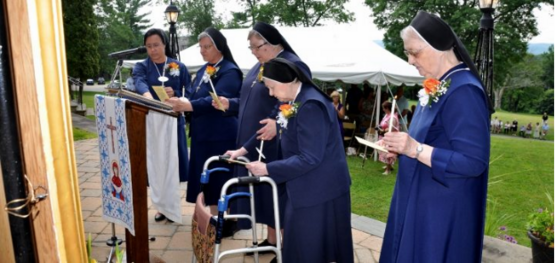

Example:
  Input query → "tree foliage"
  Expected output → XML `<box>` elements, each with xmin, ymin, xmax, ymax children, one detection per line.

<box><xmin>176</xmin><ymin>0</ymin><xmax>224</xmax><ymax>38</ymax></box>
<box><xmin>62</xmin><ymin>0</ymin><xmax>100</xmax><ymax>80</ymax></box>
<box><xmin>536</xmin><ymin>89</ymin><xmax>554</xmax><ymax>114</ymax></box>
<box><xmin>364</xmin><ymin>0</ymin><xmax>553</xmax><ymax>108</ymax></box>
<box><xmin>271</xmin><ymin>0</ymin><xmax>355</xmax><ymax>27</ymax></box>
<box><xmin>227</xmin><ymin>0</ymin><xmax>354</xmax><ymax>28</ymax></box>
<box><xmin>95</xmin><ymin>0</ymin><xmax>152</xmax><ymax>78</ymax></box>
<box><xmin>499</xmin><ymin>54</ymin><xmax>542</xmax><ymax>111</ymax></box>
<box><xmin>540</xmin><ymin>45</ymin><xmax>554</xmax><ymax>89</ymax></box>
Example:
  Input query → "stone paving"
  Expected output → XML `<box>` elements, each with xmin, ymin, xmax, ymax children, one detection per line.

<box><xmin>77</xmin><ymin>138</ymin><xmax>383</xmax><ymax>263</ymax></box>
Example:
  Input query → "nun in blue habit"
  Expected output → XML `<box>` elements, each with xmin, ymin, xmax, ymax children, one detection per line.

<box><xmin>246</xmin><ymin>58</ymin><xmax>354</xmax><ymax>263</ymax></box>
<box><xmin>133</xmin><ymin>28</ymin><xmax>191</xmax><ymax>222</ymax></box>
<box><xmin>379</xmin><ymin>11</ymin><xmax>492</xmax><ymax>263</ymax></box>
<box><xmin>220</xmin><ymin>21</ymin><xmax>312</xmax><ymax>249</ymax></box>
<box><xmin>166</xmin><ymin>27</ymin><xmax>242</xmax><ymax>209</ymax></box>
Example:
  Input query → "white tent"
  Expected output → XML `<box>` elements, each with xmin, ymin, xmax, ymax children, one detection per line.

<box><xmin>123</xmin><ymin>25</ymin><xmax>424</xmax><ymax>86</ymax></box>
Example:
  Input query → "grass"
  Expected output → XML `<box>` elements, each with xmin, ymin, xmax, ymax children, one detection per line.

<box><xmin>73</xmin><ymin>127</ymin><xmax>97</xmax><ymax>141</ymax></box>
<box><xmin>349</xmin><ymin>135</ymin><xmax>554</xmax><ymax>247</ymax></box>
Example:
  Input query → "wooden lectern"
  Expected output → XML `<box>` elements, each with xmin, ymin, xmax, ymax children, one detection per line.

<box><xmin>119</xmin><ymin>94</ymin><xmax>178</xmax><ymax>263</ymax></box>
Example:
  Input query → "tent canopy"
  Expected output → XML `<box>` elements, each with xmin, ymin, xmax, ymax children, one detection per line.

<box><xmin>123</xmin><ymin>25</ymin><xmax>424</xmax><ymax>86</ymax></box>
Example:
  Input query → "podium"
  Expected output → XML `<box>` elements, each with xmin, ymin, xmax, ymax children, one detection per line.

<box><xmin>106</xmin><ymin>92</ymin><xmax>178</xmax><ymax>263</ymax></box>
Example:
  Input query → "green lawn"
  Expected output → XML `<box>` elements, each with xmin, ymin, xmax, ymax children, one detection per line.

<box><xmin>73</xmin><ymin>127</ymin><xmax>97</xmax><ymax>141</ymax></box>
<box><xmin>349</xmin><ymin>135</ymin><xmax>554</xmax><ymax>247</ymax></box>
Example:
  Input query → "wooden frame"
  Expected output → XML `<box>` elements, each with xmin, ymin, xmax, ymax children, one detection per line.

<box><xmin>3</xmin><ymin>0</ymin><xmax>86</xmax><ymax>261</ymax></box>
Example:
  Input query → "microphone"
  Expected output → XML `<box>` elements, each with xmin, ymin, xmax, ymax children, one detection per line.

<box><xmin>108</xmin><ymin>46</ymin><xmax>147</xmax><ymax>58</ymax></box>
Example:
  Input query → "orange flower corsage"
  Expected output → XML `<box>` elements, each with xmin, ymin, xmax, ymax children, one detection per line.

<box><xmin>418</xmin><ymin>78</ymin><xmax>450</xmax><ymax>107</ymax></box>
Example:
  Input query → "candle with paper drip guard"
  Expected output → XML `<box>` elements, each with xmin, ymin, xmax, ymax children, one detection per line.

<box><xmin>388</xmin><ymin>95</ymin><xmax>397</xmax><ymax>133</ymax></box>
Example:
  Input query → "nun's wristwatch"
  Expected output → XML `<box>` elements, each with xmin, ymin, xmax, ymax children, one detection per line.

<box><xmin>415</xmin><ymin>143</ymin><xmax>424</xmax><ymax>159</ymax></box>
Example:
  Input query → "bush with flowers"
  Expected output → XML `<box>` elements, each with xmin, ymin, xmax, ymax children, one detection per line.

<box><xmin>526</xmin><ymin>193</ymin><xmax>555</xmax><ymax>248</ymax></box>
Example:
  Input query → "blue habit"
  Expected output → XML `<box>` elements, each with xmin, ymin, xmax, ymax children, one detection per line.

<box><xmin>380</xmin><ymin>64</ymin><xmax>490</xmax><ymax>263</ymax></box>
<box><xmin>228</xmin><ymin>50</ymin><xmax>312</xmax><ymax>229</ymax></box>
<box><xmin>133</xmin><ymin>57</ymin><xmax>190</xmax><ymax>182</ymax></box>
<box><xmin>266</xmin><ymin>84</ymin><xmax>353</xmax><ymax>263</ymax></box>
<box><xmin>185</xmin><ymin>59</ymin><xmax>242</xmax><ymax>205</ymax></box>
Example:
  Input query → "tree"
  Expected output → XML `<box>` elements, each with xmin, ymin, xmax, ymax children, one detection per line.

<box><xmin>540</xmin><ymin>45</ymin><xmax>554</xmax><ymax>89</ymax></box>
<box><xmin>96</xmin><ymin>0</ymin><xmax>152</xmax><ymax>78</ymax></box>
<box><xmin>176</xmin><ymin>0</ymin><xmax>224</xmax><ymax>38</ymax></box>
<box><xmin>496</xmin><ymin>54</ymin><xmax>542</xmax><ymax>110</ymax></box>
<box><xmin>271</xmin><ymin>0</ymin><xmax>355</xmax><ymax>27</ymax></box>
<box><xmin>364</xmin><ymin>0</ymin><xmax>553</xmax><ymax>109</ymax></box>
<box><xmin>536</xmin><ymin>89</ymin><xmax>554</xmax><ymax>115</ymax></box>
<box><xmin>62</xmin><ymin>0</ymin><xmax>100</xmax><ymax>80</ymax></box>
<box><xmin>227</xmin><ymin>0</ymin><xmax>354</xmax><ymax>28</ymax></box>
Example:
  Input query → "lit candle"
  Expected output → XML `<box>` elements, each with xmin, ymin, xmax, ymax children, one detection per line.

<box><xmin>388</xmin><ymin>95</ymin><xmax>397</xmax><ymax>133</ymax></box>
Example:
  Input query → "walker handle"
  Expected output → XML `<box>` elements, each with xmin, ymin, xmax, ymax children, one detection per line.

<box><xmin>217</xmin><ymin>192</ymin><xmax>251</xmax><ymax>212</ymax></box>
<box><xmin>200</xmin><ymin>167</ymin><xmax>230</xmax><ymax>184</ymax></box>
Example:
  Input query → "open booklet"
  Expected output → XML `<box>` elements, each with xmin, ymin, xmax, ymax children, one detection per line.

<box><xmin>355</xmin><ymin>136</ymin><xmax>389</xmax><ymax>153</ymax></box>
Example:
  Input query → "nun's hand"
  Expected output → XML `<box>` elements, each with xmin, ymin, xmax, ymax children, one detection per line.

<box><xmin>245</xmin><ymin>161</ymin><xmax>268</xmax><ymax>177</ymax></box>
<box><xmin>212</xmin><ymin>96</ymin><xmax>229</xmax><ymax>110</ymax></box>
<box><xmin>257</xmin><ymin>118</ymin><xmax>276</xmax><ymax>140</ymax></box>
<box><xmin>376</xmin><ymin>139</ymin><xmax>398</xmax><ymax>159</ymax></box>
<box><xmin>224</xmin><ymin>147</ymin><xmax>247</xmax><ymax>160</ymax></box>
<box><xmin>166</xmin><ymin>97</ymin><xmax>193</xmax><ymax>112</ymax></box>
<box><xmin>164</xmin><ymin>87</ymin><xmax>175</xmax><ymax>97</ymax></box>
<box><xmin>382</xmin><ymin>131</ymin><xmax>417</xmax><ymax>157</ymax></box>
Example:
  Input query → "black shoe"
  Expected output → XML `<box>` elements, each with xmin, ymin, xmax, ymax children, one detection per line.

<box><xmin>246</xmin><ymin>239</ymin><xmax>277</xmax><ymax>256</ymax></box>
<box><xmin>154</xmin><ymin>212</ymin><xmax>166</xmax><ymax>222</ymax></box>
<box><xmin>222</xmin><ymin>220</ymin><xmax>239</xmax><ymax>238</ymax></box>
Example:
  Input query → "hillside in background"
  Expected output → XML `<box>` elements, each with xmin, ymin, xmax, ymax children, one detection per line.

<box><xmin>373</xmin><ymin>40</ymin><xmax>552</xmax><ymax>55</ymax></box>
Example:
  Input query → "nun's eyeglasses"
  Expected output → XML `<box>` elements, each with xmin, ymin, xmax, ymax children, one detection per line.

<box><xmin>248</xmin><ymin>42</ymin><xmax>268</xmax><ymax>51</ymax></box>
<box><xmin>404</xmin><ymin>45</ymin><xmax>428</xmax><ymax>58</ymax></box>
<box><xmin>200</xmin><ymin>44</ymin><xmax>213</xmax><ymax>50</ymax></box>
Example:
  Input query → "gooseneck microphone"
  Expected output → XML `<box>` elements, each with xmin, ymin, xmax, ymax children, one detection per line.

<box><xmin>108</xmin><ymin>46</ymin><xmax>147</xmax><ymax>58</ymax></box>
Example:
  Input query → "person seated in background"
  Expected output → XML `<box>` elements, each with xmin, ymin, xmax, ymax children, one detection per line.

<box><xmin>511</xmin><ymin>119</ymin><xmax>518</xmax><ymax>136</ymax></box>
<box><xmin>519</xmin><ymin>125</ymin><xmax>526</xmax><ymax>137</ymax></box>
<box><xmin>504</xmin><ymin>121</ymin><xmax>511</xmax><ymax>134</ymax></box>
<box><xmin>526</xmin><ymin>122</ymin><xmax>533</xmax><ymax>138</ymax></box>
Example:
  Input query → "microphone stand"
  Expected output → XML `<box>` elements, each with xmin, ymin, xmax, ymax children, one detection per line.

<box><xmin>105</xmin><ymin>223</ymin><xmax>123</xmax><ymax>262</ymax></box>
<box><xmin>108</xmin><ymin>58</ymin><xmax>125</xmax><ymax>93</ymax></box>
